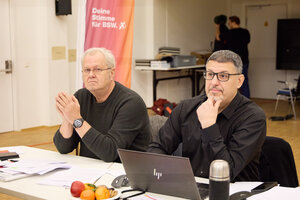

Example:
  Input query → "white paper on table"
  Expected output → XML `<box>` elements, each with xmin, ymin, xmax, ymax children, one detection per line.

<box><xmin>248</xmin><ymin>186</ymin><xmax>300</xmax><ymax>200</ymax></box>
<box><xmin>230</xmin><ymin>181</ymin><xmax>262</xmax><ymax>195</ymax></box>
<box><xmin>0</xmin><ymin>160</ymin><xmax>72</xmax><ymax>182</ymax></box>
<box><xmin>106</xmin><ymin>168</ymin><xmax>126</xmax><ymax>177</ymax></box>
<box><xmin>0</xmin><ymin>167</ymin><xmax>23</xmax><ymax>175</ymax></box>
<box><xmin>0</xmin><ymin>160</ymin><xmax>10</xmax><ymax>167</ymax></box>
<box><xmin>0</xmin><ymin>160</ymin><xmax>71</xmax><ymax>175</ymax></box>
<box><xmin>38</xmin><ymin>167</ymin><xmax>108</xmax><ymax>187</ymax></box>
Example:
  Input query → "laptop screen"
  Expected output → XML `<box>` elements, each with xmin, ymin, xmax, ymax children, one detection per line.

<box><xmin>117</xmin><ymin>149</ymin><xmax>202</xmax><ymax>200</ymax></box>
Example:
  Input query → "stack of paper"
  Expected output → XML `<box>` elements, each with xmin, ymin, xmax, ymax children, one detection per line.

<box><xmin>150</xmin><ymin>60</ymin><xmax>170</xmax><ymax>68</ymax></box>
<box><xmin>0</xmin><ymin>159</ymin><xmax>71</xmax><ymax>182</ymax></box>
<box><xmin>135</xmin><ymin>59</ymin><xmax>154</xmax><ymax>67</ymax></box>
<box><xmin>158</xmin><ymin>47</ymin><xmax>180</xmax><ymax>55</ymax></box>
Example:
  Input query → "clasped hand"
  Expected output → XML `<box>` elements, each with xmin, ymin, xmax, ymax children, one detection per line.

<box><xmin>56</xmin><ymin>92</ymin><xmax>81</xmax><ymax>125</ymax></box>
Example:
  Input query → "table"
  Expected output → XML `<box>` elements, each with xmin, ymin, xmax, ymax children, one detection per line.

<box><xmin>0</xmin><ymin>146</ymin><xmax>193</xmax><ymax>200</ymax></box>
<box><xmin>135</xmin><ymin>65</ymin><xmax>205</xmax><ymax>102</ymax></box>
<box><xmin>1</xmin><ymin>146</ymin><xmax>300</xmax><ymax>200</ymax></box>
<box><xmin>0</xmin><ymin>146</ymin><xmax>110</xmax><ymax>200</ymax></box>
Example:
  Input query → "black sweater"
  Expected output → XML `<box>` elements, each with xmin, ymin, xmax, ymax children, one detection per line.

<box><xmin>54</xmin><ymin>82</ymin><xmax>151</xmax><ymax>162</ymax></box>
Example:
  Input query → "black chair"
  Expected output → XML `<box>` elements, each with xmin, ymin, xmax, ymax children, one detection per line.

<box><xmin>259</xmin><ymin>136</ymin><xmax>299</xmax><ymax>187</ymax></box>
<box><xmin>149</xmin><ymin>115</ymin><xmax>182</xmax><ymax>156</ymax></box>
<box><xmin>274</xmin><ymin>74</ymin><xmax>300</xmax><ymax>120</ymax></box>
<box><xmin>149</xmin><ymin>115</ymin><xmax>168</xmax><ymax>142</ymax></box>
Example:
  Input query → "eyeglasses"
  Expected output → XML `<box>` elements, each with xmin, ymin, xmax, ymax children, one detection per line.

<box><xmin>82</xmin><ymin>67</ymin><xmax>112</xmax><ymax>75</ymax></box>
<box><xmin>203</xmin><ymin>71</ymin><xmax>241</xmax><ymax>82</ymax></box>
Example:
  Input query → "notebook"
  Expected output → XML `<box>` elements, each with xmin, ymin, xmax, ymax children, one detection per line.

<box><xmin>117</xmin><ymin>149</ymin><xmax>208</xmax><ymax>200</ymax></box>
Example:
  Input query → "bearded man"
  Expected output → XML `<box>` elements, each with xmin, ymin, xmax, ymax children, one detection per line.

<box><xmin>148</xmin><ymin>50</ymin><xmax>266</xmax><ymax>182</ymax></box>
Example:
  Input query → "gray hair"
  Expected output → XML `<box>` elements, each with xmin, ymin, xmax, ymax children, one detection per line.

<box><xmin>206</xmin><ymin>50</ymin><xmax>243</xmax><ymax>73</ymax></box>
<box><xmin>81</xmin><ymin>47</ymin><xmax>116</xmax><ymax>68</ymax></box>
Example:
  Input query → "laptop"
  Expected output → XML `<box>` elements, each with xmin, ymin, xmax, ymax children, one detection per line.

<box><xmin>117</xmin><ymin>149</ymin><xmax>208</xmax><ymax>200</ymax></box>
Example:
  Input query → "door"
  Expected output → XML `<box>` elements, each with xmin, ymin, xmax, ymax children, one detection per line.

<box><xmin>246</xmin><ymin>4</ymin><xmax>287</xmax><ymax>99</ymax></box>
<box><xmin>0</xmin><ymin>0</ymin><xmax>14</xmax><ymax>133</ymax></box>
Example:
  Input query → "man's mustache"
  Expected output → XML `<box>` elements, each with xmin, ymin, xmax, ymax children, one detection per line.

<box><xmin>208</xmin><ymin>86</ymin><xmax>224</xmax><ymax>92</ymax></box>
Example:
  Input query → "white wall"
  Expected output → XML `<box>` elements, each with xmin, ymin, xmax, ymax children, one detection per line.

<box><xmin>131</xmin><ymin>0</ymin><xmax>229</xmax><ymax>106</ymax></box>
<box><xmin>12</xmin><ymin>0</ymin><xmax>49</xmax><ymax>129</ymax></box>
<box><xmin>66</xmin><ymin>1</ymin><xmax>79</xmax><ymax>96</ymax></box>
<box><xmin>11</xmin><ymin>0</ymin><xmax>75</xmax><ymax>130</ymax></box>
<box><xmin>47</xmin><ymin>1</ymin><xmax>70</xmax><ymax>126</ymax></box>
<box><xmin>131</xmin><ymin>0</ymin><xmax>156</xmax><ymax>107</ymax></box>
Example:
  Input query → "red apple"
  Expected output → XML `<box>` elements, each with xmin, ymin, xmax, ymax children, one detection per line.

<box><xmin>70</xmin><ymin>181</ymin><xmax>85</xmax><ymax>197</ymax></box>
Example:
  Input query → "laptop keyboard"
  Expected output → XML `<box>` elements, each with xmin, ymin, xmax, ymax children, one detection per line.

<box><xmin>196</xmin><ymin>182</ymin><xmax>209</xmax><ymax>199</ymax></box>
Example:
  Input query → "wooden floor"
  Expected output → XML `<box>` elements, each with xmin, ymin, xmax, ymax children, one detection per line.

<box><xmin>0</xmin><ymin>99</ymin><xmax>299</xmax><ymax>199</ymax></box>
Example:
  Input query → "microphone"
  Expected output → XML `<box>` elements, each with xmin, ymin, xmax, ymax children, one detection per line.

<box><xmin>209</xmin><ymin>160</ymin><xmax>230</xmax><ymax>200</ymax></box>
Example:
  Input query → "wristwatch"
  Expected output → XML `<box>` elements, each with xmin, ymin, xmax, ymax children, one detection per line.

<box><xmin>73</xmin><ymin>118</ymin><xmax>84</xmax><ymax>128</ymax></box>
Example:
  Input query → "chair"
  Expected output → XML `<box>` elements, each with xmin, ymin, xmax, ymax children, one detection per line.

<box><xmin>259</xmin><ymin>136</ymin><xmax>299</xmax><ymax>187</ymax></box>
<box><xmin>149</xmin><ymin>115</ymin><xmax>182</xmax><ymax>156</ymax></box>
<box><xmin>274</xmin><ymin>74</ymin><xmax>300</xmax><ymax>120</ymax></box>
<box><xmin>149</xmin><ymin>115</ymin><xmax>168</xmax><ymax>142</ymax></box>
<box><xmin>75</xmin><ymin>142</ymin><xmax>81</xmax><ymax>156</ymax></box>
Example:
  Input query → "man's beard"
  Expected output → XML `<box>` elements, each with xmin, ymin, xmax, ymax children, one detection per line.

<box><xmin>207</xmin><ymin>91</ymin><xmax>224</xmax><ymax>103</ymax></box>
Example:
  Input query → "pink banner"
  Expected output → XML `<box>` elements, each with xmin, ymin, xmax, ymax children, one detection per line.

<box><xmin>84</xmin><ymin>0</ymin><xmax>135</xmax><ymax>87</ymax></box>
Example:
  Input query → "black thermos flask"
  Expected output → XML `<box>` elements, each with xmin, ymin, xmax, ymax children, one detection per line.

<box><xmin>209</xmin><ymin>160</ymin><xmax>230</xmax><ymax>200</ymax></box>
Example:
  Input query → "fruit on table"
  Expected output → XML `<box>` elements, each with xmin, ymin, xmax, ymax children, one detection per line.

<box><xmin>80</xmin><ymin>189</ymin><xmax>95</xmax><ymax>200</ymax></box>
<box><xmin>70</xmin><ymin>181</ymin><xmax>118</xmax><ymax>199</ymax></box>
<box><xmin>95</xmin><ymin>185</ymin><xmax>110</xmax><ymax>200</ymax></box>
<box><xmin>70</xmin><ymin>181</ymin><xmax>85</xmax><ymax>197</ymax></box>
<box><xmin>84</xmin><ymin>183</ymin><xmax>96</xmax><ymax>191</ymax></box>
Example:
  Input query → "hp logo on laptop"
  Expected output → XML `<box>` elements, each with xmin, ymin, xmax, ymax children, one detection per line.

<box><xmin>153</xmin><ymin>168</ymin><xmax>162</xmax><ymax>180</ymax></box>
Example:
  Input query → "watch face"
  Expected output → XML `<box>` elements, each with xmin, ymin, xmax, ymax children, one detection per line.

<box><xmin>73</xmin><ymin>119</ymin><xmax>83</xmax><ymax>128</ymax></box>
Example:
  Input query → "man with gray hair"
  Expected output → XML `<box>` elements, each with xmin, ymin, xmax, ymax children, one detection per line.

<box><xmin>148</xmin><ymin>50</ymin><xmax>266</xmax><ymax>181</ymax></box>
<box><xmin>54</xmin><ymin>47</ymin><xmax>151</xmax><ymax>162</ymax></box>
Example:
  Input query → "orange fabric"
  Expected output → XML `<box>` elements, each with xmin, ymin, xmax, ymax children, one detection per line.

<box><xmin>84</xmin><ymin>0</ymin><xmax>135</xmax><ymax>88</ymax></box>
